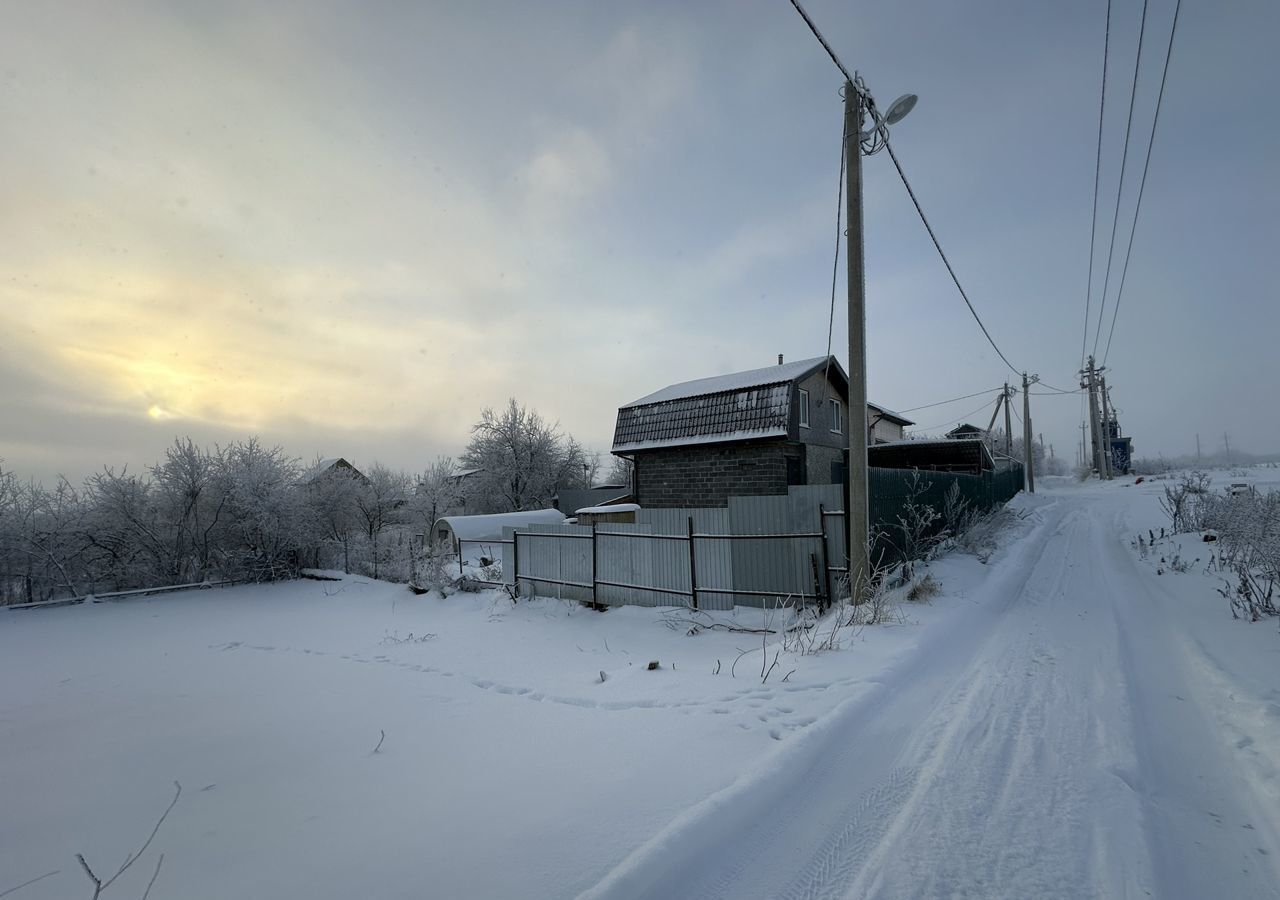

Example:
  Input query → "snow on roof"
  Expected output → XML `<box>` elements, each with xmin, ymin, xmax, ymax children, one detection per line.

<box><xmin>575</xmin><ymin>502</ymin><xmax>641</xmax><ymax>515</ymax></box>
<box><xmin>872</xmin><ymin>438</ymin><xmax>986</xmax><ymax>449</ymax></box>
<box><xmin>622</xmin><ymin>356</ymin><xmax>841</xmax><ymax>408</ymax></box>
<box><xmin>434</xmin><ymin>509</ymin><xmax>565</xmax><ymax>543</ymax></box>
<box><xmin>613</xmin><ymin>426</ymin><xmax>788</xmax><ymax>455</ymax></box>
<box><xmin>867</xmin><ymin>403</ymin><xmax>914</xmax><ymax>426</ymax></box>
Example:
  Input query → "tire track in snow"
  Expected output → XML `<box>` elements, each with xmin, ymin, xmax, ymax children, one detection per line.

<box><xmin>578</xmin><ymin>496</ymin><xmax>1073</xmax><ymax>900</ymax></box>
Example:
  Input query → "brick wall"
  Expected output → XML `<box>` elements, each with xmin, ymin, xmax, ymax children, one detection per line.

<box><xmin>635</xmin><ymin>442</ymin><xmax>801</xmax><ymax>508</ymax></box>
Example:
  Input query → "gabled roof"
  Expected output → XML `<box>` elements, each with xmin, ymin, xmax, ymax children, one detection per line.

<box><xmin>613</xmin><ymin>356</ymin><xmax>912</xmax><ymax>453</ymax></box>
<box><xmin>868</xmin><ymin>403</ymin><xmax>913</xmax><ymax>427</ymax></box>
<box><xmin>303</xmin><ymin>457</ymin><xmax>368</xmax><ymax>485</ymax></box>
<box><xmin>946</xmin><ymin>422</ymin><xmax>986</xmax><ymax>436</ymax></box>
<box><xmin>621</xmin><ymin>356</ymin><xmax>845</xmax><ymax>408</ymax></box>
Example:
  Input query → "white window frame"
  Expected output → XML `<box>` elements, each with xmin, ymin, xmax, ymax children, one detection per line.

<box><xmin>830</xmin><ymin>398</ymin><xmax>843</xmax><ymax>434</ymax></box>
<box><xmin>798</xmin><ymin>389</ymin><xmax>810</xmax><ymax>428</ymax></box>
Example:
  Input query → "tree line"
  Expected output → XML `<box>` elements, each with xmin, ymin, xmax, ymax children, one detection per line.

<box><xmin>0</xmin><ymin>399</ymin><xmax>601</xmax><ymax>604</ymax></box>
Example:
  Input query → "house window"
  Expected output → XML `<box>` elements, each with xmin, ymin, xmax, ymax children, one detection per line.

<box><xmin>798</xmin><ymin>389</ymin><xmax>810</xmax><ymax>428</ymax></box>
<box><xmin>830</xmin><ymin>399</ymin><xmax>842</xmax><ymax>434</ymax></box>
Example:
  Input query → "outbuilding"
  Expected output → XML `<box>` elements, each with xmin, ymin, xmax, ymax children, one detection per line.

<box><xmin>433</xmin><ymin>509</ymin><xmax>566</xmax><ymax>563</ymax></box>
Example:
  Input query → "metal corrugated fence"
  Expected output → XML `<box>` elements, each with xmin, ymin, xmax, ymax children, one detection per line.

<box><xmin>504</xmin><ymin>467</ymin><xmax>1021</xmax><ymax>608</ymax></box>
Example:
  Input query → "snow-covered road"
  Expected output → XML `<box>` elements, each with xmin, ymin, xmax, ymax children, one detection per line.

<box><xmin>583</xmin><ymin>486</ymin><xmax>1280</xmax><ymax>900</ymax></box>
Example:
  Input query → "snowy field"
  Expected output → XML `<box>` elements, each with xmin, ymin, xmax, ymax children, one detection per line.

<box><xmin>3</xmin><ymin>473</ymin><xmax>1279</xmax><ymax>899</ymax></box>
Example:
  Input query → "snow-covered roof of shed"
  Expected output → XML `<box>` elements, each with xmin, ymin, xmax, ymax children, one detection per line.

<box><xmin>575</xmin><ymin>503</ymin><xmax>641</xmax><ymax>515</ymax></box>
<box><xmin>622</xmin><ymin>356</ymin><xmax>840</xmax><ymax>408</ymax></box>
<box><xmin>434</xmin><ymin>509</ymin><xmax>565</xmax><ymax>542</ymax></box>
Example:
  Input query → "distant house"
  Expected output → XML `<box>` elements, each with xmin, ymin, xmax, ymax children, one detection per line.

<box><xmin>945</xmin><ymin>423</ymin><xmax>986</xmax><ymax>440</ymax></box>
<box><xmin>610</xmin><ymin>355</ymin><xmax>914</xmax><ymax>509</ymax></box>
<box><xmin>303</xmin><ymin>457</ymin><xmax>369</xmax><ymax>486</ymax></box>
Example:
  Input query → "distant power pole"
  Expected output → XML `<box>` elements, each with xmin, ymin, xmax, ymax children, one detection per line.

<box><xmin>1196</xmin><ymin>433</ymin><xmax>1201</xmax><ymax>463</ymax></box>
<box><xmin>1100</xmin><ymin>376</ymin><xmax>1114</xmax><ymax>480</ymax></box>
<box><xmin>1003</xmin><ymin>382</ymin><xmax>1013</xmax><ymax>458</ymax></box>
<box><xmin>1082</xmin><ymin>357</ymin><xmax>1105</xmax><ymax>476</ymax></box>
<box><xmin>1022</xmin><ymin>372</ymin><xmax>1036</xmax><ymax>493</ymax></box>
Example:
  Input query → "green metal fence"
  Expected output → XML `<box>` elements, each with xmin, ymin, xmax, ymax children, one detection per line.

<box><xmin>868</xmin><ymin>464</ymin><xmax>1024</xmax><ymax>568</ymax></box>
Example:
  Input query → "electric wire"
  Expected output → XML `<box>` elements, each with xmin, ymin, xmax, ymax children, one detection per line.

<box><xmin>909</xmin><ymin>396</ymin><xmax>1005</xmax><ymax>434</ymax></box>
<box><xmin>1081</xmin><ymin>0</ymin><xmax>1113</xmax><ymax>370</ymax></box>
<box><xmin>1092</xmin><ymin>0</ymin><xmax>1150</xmax><ymax>358</ymax></box>
<box><xmin>823</xmin><ymin>136</ymin><xmax>846</xmax><ymax>379</ymax></box>
<box><xmin>897</xmin><ymin>387</ymin><xmax>1004</xmax><ymax>415</ymax></box>
<box><xmin>1102</xmin><ymin>0</ymin><xmax>1182</xmax><ymax>367</ymax></box>
<box><xmin>881</xmin><ymin>138</ymin><xmax>1021</xmax><ymax>376</ymax></box>
<box><xmin>787</xmin><ymin>0</ymin><xmax>854</xmax><ymax>83</ymax></box>
<box><xmin>787</xmin><ymin>0</ymin><xmax>1021</xmax><ymax>378</ymax></box>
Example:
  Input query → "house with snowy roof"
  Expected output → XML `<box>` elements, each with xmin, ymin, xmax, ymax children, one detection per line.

<box><xmin>610</xmin><ymin>355</ymin><xmax>913</xmax><ymax>508</ymax></box>
<box><xmin>302</xmin><ymin>457</ymin><xmax>369</xmax><ymax>486</ymax></box>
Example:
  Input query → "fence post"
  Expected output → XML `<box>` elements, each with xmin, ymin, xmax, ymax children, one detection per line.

<box><xmin>686</xmin><ymin>516</ymin><xmax>699</xmax><ymax>610</ymax></box>
<box><xmin>591</xmin><ymin>522</ymin><xmax>599</xmax><ymax>607</ymax></box>
<box><xmin>818</xmin><ymin>503</ymin><xmax>832</xmax><ymax>610</ymax></box>
<box><xmin>512</xmin><ymin>532</ymin><xmax>520</xmax><ymax>596</ymax></box>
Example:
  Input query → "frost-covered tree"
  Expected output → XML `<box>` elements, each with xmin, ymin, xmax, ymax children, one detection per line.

<box><xmin>460</xmin><ymin>399</ymin><xmax>589</xmax><ymax>513</ymax></box>
<box><xmin>219</xmin><ymin>439</ymin><xmax>308</xmax><ymax>582</ymax></box>
<box><xmin>149</xmin><ymin>438</ymin><xmax>228</xmax><ymax>582</ymax></box>
<box><xmin>606</xmin><ymin>455</ymin><xmax>634</xmax><ymax>490</ymax></box>
<box><xmin>407</xmin><ymin>457</ymin><xmax>463</xmax><ymax>532</ymax></box>
<box><xmin>302</xmin><ymin>457</ymin><xmax>365</xmax><ymax>573</ymax></box>
<box><xmin>355</xmin><ymin>463</ymin><xmax>410</xmax><ymax>580</ymax></box>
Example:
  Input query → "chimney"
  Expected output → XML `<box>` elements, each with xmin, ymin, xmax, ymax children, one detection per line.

<box><xmin>778</xmin><ymin>354</ymin><xmax>784</xmax><ymax>365</ymax></box>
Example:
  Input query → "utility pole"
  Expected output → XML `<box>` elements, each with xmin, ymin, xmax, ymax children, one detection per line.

<box><xmin>1022</xmin><ymin>372</ymin><xmax>1036</xmax><ymax>493</ymax></box>
<box><xmin>1003</xmin><ymin>383</ymin><xmax>1013</xmax><ymax>459</ymax></box>
<box><xmin>1224</xmin><ymin>432</ymin><xmax>1231</xmax><ymax>464</ymax></box>
<box><xmin>1082</xmin><ymin>356</ymin><xmax>1105</xmax><ymax>476</ymax></box>
<box><xmin>844</xmin><ymin>80</ymin><xmax>870</xmax><ymax>602</ymax></box>
<box><xmin>1100</xmin><ymin>376</ymin><xmax>1114</xmax><ymax>480</ymax></box>
<box><xmin>1196</xmin><ymin>433</ymin><xmax>1201</xmax><ymax>463</ymax></box>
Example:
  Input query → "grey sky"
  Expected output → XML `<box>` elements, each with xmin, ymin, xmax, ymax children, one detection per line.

<box><xmin>2</xmin><ymin>0</ymin><xmax>1276</xmax><ymax>485</ymax></box>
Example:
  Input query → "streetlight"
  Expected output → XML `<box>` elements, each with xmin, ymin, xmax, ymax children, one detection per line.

<box><xmin>844</xmin><ymin>77</ymin><xmax>915</xmax><ymax>602</ymax></box>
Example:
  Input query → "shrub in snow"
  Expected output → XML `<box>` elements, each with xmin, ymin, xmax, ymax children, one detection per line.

<box><xmin>1202</xmin><ymin>488</ymin><xmax>1279</xmax><ymax>622</ymax></box>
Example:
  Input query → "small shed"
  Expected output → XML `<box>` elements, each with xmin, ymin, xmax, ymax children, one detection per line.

<box><xmin>574</xmin><ymin>503</ymin><xmax>640</xmax><ymax>526</ymax></box>
<box><xmin>868</xmin><ymin>438</ymin><xmax>996</xmax><ymax>476</ymax></box>
<box><xmin>433</xmin><ymin>509</ymin><xmax>566</xmax><ymax>563</ymax></box>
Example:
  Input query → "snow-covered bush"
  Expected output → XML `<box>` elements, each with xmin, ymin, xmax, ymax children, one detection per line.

<box><xmin>1159</xmin><ymin>471</ymin><xmax>1211</xmax><ymax>533</ymax></box>
<box><xmin>1202</xmin><ymin>488</ymin><xmax>1279</xmax><ymax>621</ymax></box>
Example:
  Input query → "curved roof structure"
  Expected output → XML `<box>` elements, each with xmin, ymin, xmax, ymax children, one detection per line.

<box><xmin>434</xmin><ymin>509</ymin><xmax>566</xmax><ymax>543</ymax></box>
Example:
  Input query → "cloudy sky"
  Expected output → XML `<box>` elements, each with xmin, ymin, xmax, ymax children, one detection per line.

<box><xmin>2</xmin><ymin>0</ymin><xmax>1276</xmax><ymax>484</ymax></box>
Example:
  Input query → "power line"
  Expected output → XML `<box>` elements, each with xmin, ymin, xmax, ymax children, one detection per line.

<box><xmin>1036</xmin><ymin>380</ymin><xmax>1082</xmax><ymax>395</ymax></box>
<box><xmin>1102</xmin><ymin>0</ymin><xmax>1182</xmax><ymax>367</ymax></box>
<box><xmin>881</xmin><ymin>139</ymin><xmax>1021</xmax><ymax>376</ymax></box>
<box><xmin>897</xmin><ymin>387</ymin><xmax>1004</xmax><ymax>415</ymax></box>
<box><xmin>909</xmin><ymin>395</ymin><xmax>1004</xmax><ymax>434</ymax></box>
<box><xmin>1081</xmin><ymin>0</ymin><xmax>1112</xmax><ymax>370</ymax></box>
<box><xmin>788</xmin><ymin>0</ymin><xmax>1021</xmax><ymax>379</ymax></box>
<box><xmin>1092</xmin><ymin>0</ymin><xmax>1150</xmax><ymax>358</ymax></box>
<box><xmin>823</xmin><ymin>136</ymin><xmax>845</xmax><ymax>370</ymax></box>
<box><xmin>786</xmin><ymin>0</ymin><xmax>853</xmax><ymax>83</ymax></box>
